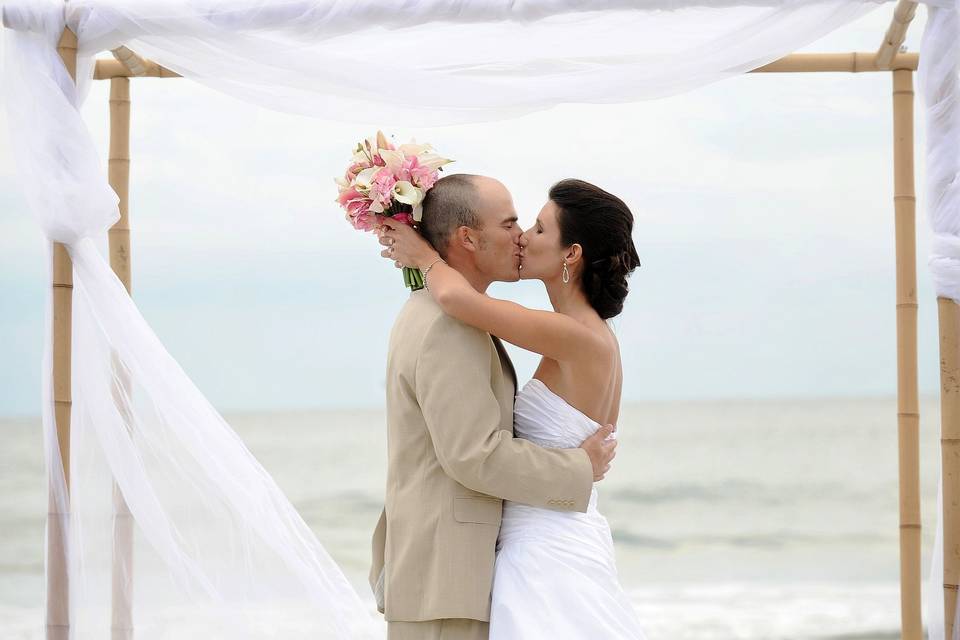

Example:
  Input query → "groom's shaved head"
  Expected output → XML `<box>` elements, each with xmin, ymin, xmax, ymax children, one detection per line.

<box><xmin>420</xmin><ymin>174</ymin><xmax>482</xmax><ymax>258</ymax></box>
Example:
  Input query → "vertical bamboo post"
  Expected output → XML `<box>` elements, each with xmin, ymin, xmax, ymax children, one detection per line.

<box><xmin>938</xmin><ymin>297</ymin><xmax>960</xmax><ymax>640</ymax></box>
<box><xmin>892</xmin><ymin>67</ymin><xmax>922</xmax><ymax>640</ymax></box>
<box><xmin>109</xmin><ymin>78</ymin><xmax>132</xmax><ymax>293</ymax></box>
<box><xmin>47</xmin><ymin>25</ymin><xmax>76</xmax><ymax>640</ymax></box>
<box><xmin>108</xmin><ymin>76</ymin><xmax>135</xmax><ymax>640</ymax></box>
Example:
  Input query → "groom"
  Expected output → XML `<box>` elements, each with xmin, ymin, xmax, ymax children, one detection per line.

<box><xmin>370</xmin><ymin>174</ymin><xmax>617</xmax><ymax>640</ymax></box>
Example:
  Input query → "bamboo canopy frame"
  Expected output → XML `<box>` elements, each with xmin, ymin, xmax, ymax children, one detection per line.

<box><xmin>876</xmin><ymin>0</ymin><xmax>920</xmax><ymax>69</ymax></box>
<box><xmin>47</xmin><ymin>26</ymin><xmax>75</xmax><ymax>640</ymax></box>
<box><xmin>106</xmin><ymin>56</ymin><xmax>134</xmax><ymax>640</ymax></box>
<box><xmin>11</xmin><ymin>5</ymin><xmax>953</xmax><ymax>639</ymax></box>
<box><xmin>938</xmin><ymin>300</ymin><xmax>960</xmax><ymax>640</ymax></box>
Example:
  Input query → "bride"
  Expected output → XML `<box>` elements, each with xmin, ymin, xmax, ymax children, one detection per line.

<box><xmin>378</xmin><ymin>177</ymin><xmax>647</xmax><ymax>639</ymax></box>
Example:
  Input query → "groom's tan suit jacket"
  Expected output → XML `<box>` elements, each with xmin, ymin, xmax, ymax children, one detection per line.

<box><xmin>370</xmin><ymin>289</ymin><xmax>594</xmax><ymax>623</ymax></box>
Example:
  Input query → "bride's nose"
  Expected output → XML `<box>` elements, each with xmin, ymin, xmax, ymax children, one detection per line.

<box><xmin>518</xmin><ymin>232</ymin><xmax>528</xmax><ymax>248</ymax></box>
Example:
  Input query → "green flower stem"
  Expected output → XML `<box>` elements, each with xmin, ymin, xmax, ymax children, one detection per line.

<box><xmin>403</xmin><ymin>266</ymin><xmax>424</xmax><ymax>291</ymax></box>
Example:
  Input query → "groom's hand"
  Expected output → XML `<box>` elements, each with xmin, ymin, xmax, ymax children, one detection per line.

<box><xmin>579</xmin><ymin>424</ymin><xmax>617</xmax><ymax>481</ymax></box>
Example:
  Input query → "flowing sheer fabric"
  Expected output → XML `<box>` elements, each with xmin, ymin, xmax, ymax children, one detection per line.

<box><xmin>921</xmin><ymin>5</ymin><xmax>960</xmax><ymax>638</ymax></box>
<box><xmin>924</xmin><ymin>1</ymin><xmax>960</xmax><ymax>301</ymax></box>
<box><xmin>60</xmin><ymin>0</ymin><xmax>884</xmax><ymax>125</ymax></box>
<box><xmin>1</xmin><ymin>0</ymin><xmax>957</xmax><ymax>638</ymax></box>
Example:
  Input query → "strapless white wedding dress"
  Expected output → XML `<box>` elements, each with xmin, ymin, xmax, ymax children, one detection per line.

<box><xmin>490</xmin><ymin>378</ymin><xmax>648</xmax><ymax>639</ymax></box>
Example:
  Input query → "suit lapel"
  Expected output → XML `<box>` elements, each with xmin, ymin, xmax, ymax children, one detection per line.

<box><xmin>491</xmin><ymin>335</ymin><xmax>518</xmax><ymax>391</ymax></box>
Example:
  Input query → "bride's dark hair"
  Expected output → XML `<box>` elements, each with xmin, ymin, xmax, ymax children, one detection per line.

<box><xmin>550</xmin><ymin>179</ymin><xmax>640</xmax><ymax>320</ymax></box>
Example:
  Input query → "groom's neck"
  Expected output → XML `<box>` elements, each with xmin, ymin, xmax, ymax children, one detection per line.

<box><xmin>446</xmin><ymin>256</ymin><xmax>491</xmax><ymax>294</ymax></box>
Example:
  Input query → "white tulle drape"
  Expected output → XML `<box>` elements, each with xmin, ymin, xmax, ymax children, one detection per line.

<box><xmin>924</xmin><ymin>1</ymin><xmax>960</xmax><ymax>301</ymax></box>
<box><xmin>1</xmin><ymin>0</ymin><xmax>957</xmax><ymax>638</ymax></box>
<box><xmin>920</xmin><ymin>3</ymin><xmax>960</xmax><ymax>639</ymax></box>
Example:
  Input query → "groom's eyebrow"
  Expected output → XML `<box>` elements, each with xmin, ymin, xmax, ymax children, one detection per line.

<box><xmin>502</xmin><ymin>215</ymin><xmax>519</xmax><ymax>224</ymax></box>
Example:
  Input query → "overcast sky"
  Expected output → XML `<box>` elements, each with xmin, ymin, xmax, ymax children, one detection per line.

<box><xmin>0</xmin><ymin>7</ymin><xmax>938</xmax><ymax>417</ymax></box>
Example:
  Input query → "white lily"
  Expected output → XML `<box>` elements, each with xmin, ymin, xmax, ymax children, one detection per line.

<box><xmin>334</xmin><ymin>176</ymin><xmax>350</xmax><ymax>189</ymax></box>
<box><xmin>393</xmin><ymin>181</ymin><xmax>423</xmax><ymax>205</ymax></box>
<box><xmin>379</xmin><ymin>148</ymin><xmax>405</xmax><ymax>173</ymax></box>
<box><xmin>354</xmin><ymin>166</ymin><xmax>379</xmax><ymax>192</ymax></box>
<box><xmin>419</xmin><ymin>152</ymin><xmax>454</xmax><ymax>172</ymax></box>
<box><xmin>399</xmin><ymin>142</ymin><xmax>432</xmax><ymax>156</ymax></box>
<box><xmin>393</xmin><ymin>181</ymin><xmax>424</xmax><ymax>220</ymax></box>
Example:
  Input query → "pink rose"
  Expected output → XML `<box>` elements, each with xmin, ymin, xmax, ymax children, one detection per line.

<box><xmin>353</xmin><ymin>212</ymin><xmax>377</xmax><ymax>231</ymax></box>
<box><xmin>346</xmin><ymin>197</ymin><xmax>369</xmax><ymax>218</ymax></box>
<box><xmin>337</xmin><ymin>186</ymin><xmax>363</xmax><ymax>206</ymax></box>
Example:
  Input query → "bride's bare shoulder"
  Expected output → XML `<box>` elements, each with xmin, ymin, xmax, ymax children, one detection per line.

<box><xmin>572</xmin><ymin>316</ymin><xmax>618</xmax><ymax>363</ymax></box>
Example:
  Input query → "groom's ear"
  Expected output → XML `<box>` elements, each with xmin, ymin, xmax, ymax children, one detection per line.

<box><xmin>455</xmin><ymin>225</ymin><xmax>479</xmax><ymax>254</ymax></box>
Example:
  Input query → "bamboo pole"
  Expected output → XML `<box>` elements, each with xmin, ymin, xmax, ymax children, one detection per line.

<box><xmin>892</xmin><ymin>68</ymin><xmax>922</xmax><ymax>640</ymax></box>
<box><xmin>938</xmin><ymin>298</ymin><xmax>960</xmax><ymax>640</ymax></box>
<box><xmin>87</xmin><ymin>52</ymin><xmax>919</xmax><ymax>81</ymax></box>
<box><xmin>47</xmin><ymin>25</ymin><xmax>76</xmax><ymax>640</ymax></box>
<box><xmin>108</xmin><ymin>75</ymin><xmax>135</xmax><ymax>640</ymax></box>
<box><xmin>108</xmin><ymin>78</ymin><xmax>133</xmax><ymax>290</ymax></box>
<box><xmin>876</xmin><ymin>0</ymin><xmax>919</xmax><ymax>70</ymax></box>
<box><xmin>94</xmin><ymin>58</ymin><xmax>180</xmax><ymax>80</ymax></box>
<box><xmin>111</xmin><ymin>46</ymin><xmax>149</xmax><ymax>77</ymax></box>
<box><xmin>750</xmin><ymin>52</ymin><xmax>919</xmax><ymax>74</ymax></box>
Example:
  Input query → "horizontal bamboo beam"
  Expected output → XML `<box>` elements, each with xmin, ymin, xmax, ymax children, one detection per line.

<box><xmin>89</xmin><ymin>51</ymin><xmax>920</xmax><ymax>81</ymax></box>
<box><xmin>94</xmin><ymin>59</ymin><xmax>180</xmax><ymax>80</ymax></box>
<box><xmin>111</xmin><ymin>46</ymin><xmax>150</xmax><ymax>77</ymax></box>
<box><xmin>876</xmin><ymin>0</ymin><xmax>919</xmax><ymax>70</ymax></box>
<box><xmin>751</xmin><ymin>52</ymin><xmax>919</xmax><ymax>73</ymax></box>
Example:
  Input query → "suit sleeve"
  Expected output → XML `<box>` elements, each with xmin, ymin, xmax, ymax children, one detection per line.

<box><xmin>415</xmin><ymin>313</ymin><xmax>594</xmax><ymax>512</ymax></box>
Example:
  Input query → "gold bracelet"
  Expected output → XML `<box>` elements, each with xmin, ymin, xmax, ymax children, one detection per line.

<box><xmin>422</xmin><ymin>257</ymin><xmax>446</xmax><ymax>290</ymax></box>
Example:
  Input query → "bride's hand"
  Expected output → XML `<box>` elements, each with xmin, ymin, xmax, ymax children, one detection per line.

<box><xmin>377</xmin><ymin>217</ymin><xmax>440</xmax><ymax>269</ymax></box>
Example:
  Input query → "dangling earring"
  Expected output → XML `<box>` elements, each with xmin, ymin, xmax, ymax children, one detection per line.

<box><xmin>562</xmin><ymin>261</ymin><xmax>570</xmax><ymax>284</ymax></box>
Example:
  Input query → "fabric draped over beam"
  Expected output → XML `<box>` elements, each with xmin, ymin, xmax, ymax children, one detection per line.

<box><xmin>1</xmin><ymin>0</ymin><xmax>958</xmax><ymax>638</ymax></box>
<box><xmin>920</xmin><ymin>3</ymin><xmax>960</xmax><ymax>640</ymax></box>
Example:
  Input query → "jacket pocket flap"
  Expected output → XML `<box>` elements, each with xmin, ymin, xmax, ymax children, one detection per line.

<box><xmin>453</xmin><ymin>496</ymin><xmax>502</xmax><ymax>525</ymax></box>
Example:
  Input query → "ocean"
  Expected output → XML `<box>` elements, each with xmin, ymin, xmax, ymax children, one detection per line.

<box><xmin>0</xmin><ymin>396</ymin><xmax>945</xmax><ymax>639</ymax></box>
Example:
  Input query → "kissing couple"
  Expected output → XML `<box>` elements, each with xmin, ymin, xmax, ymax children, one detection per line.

<box><xmin>369</xmin><ymin>174</ymin><xmax>647</xmax><ymax>639</ymax></box>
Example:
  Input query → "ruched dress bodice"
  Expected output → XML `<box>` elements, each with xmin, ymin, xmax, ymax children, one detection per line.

<box><xmin>499</xmin><ymin>378</ymin><xmax>605</xmax><ymax>538</ymax></box>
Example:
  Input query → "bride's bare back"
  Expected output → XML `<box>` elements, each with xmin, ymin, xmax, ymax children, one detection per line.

<box><xmin>531</xmin><ymin>318</ymin><xmax>623</xmax><ymax>428</ymax></box>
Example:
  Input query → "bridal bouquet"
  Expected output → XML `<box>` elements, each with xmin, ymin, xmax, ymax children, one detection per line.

<box><xmin>335</xmin><ymin>131</ymin><xmax>453</xmax><ymax>290</ymax></box>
